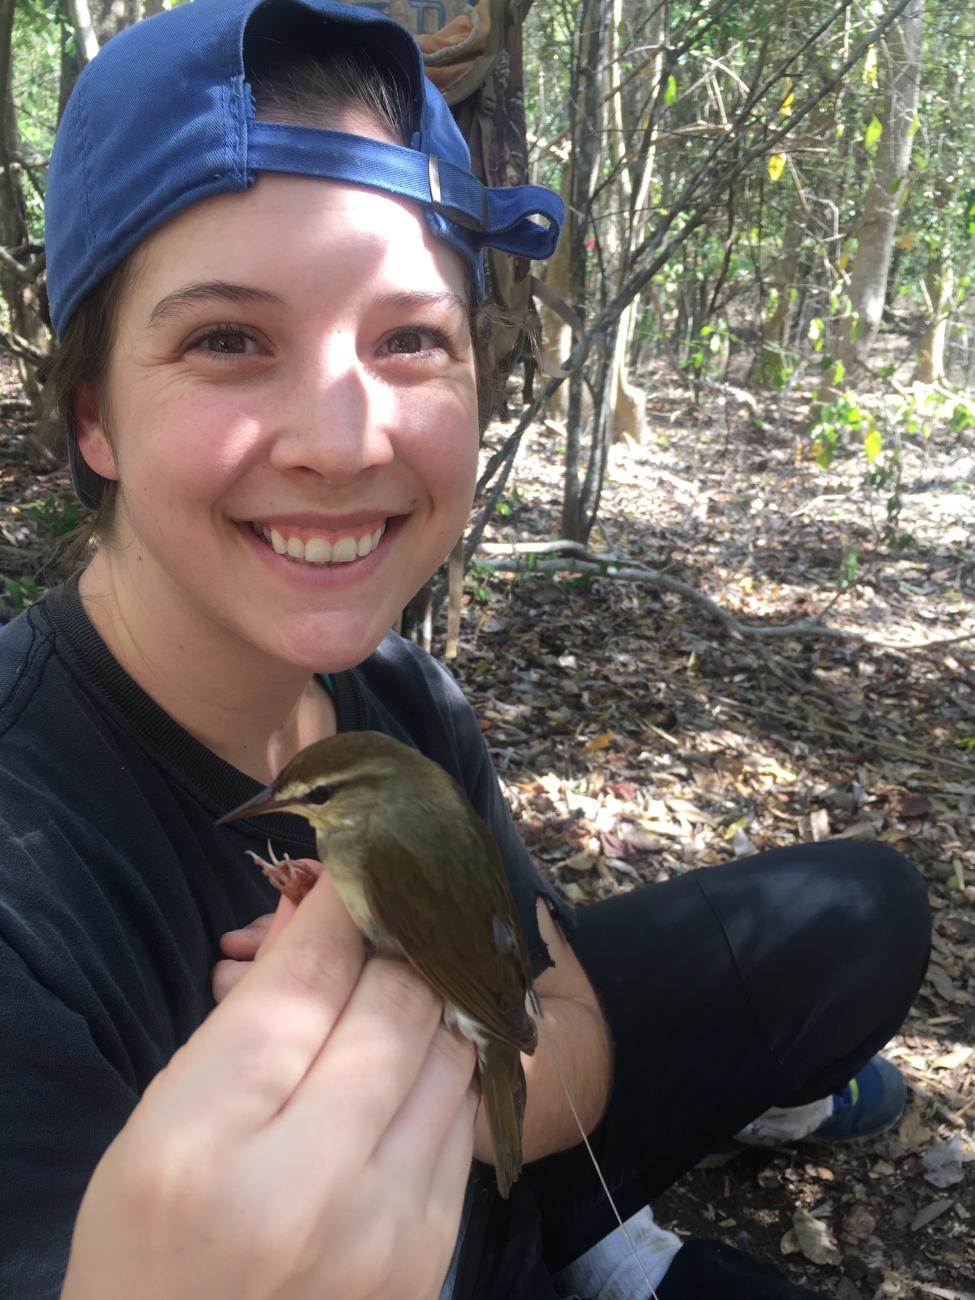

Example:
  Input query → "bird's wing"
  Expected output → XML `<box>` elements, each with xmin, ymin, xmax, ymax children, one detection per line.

<box><xmin>362</xmin><ymin>829</ymin><xmax>536</xmax><ymax>1054</ymax></box>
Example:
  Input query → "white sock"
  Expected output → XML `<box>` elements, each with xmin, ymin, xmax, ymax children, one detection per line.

<box><xmin>734</xmin><ymin>1094</ymin><xmax>834</xmax><ymax>1146</ymax></box>
<box><xmin>554</xmin><ymin>1204</ymin><xmax>682</xmax><ymax>1299</ymax></box>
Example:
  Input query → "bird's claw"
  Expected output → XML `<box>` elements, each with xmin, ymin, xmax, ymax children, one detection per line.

<box><xmin>245</xmin><ymin>841</ymin><xmax>317</xmax><ymax>904</ymax></box>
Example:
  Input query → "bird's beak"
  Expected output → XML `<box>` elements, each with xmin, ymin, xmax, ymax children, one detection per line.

<box><xmin>217</xmin><ymin>787</ymin><xmax>299</xmax><ymax>826</ymax></box>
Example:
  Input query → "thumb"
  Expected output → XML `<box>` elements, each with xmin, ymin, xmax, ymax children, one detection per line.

<box><xmin>259</xmin><ymin>858</ymin><xmax>325</xmax><ymax>952</ymax></box>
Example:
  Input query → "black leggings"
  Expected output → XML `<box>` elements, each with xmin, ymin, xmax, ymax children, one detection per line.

<box><xmin>457</xmin><ymin>841</ymin><xmax>931</xmax><ymax>1299</ymax></box>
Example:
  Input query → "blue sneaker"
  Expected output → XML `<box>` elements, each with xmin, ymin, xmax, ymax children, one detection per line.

<box><xmin>807</xmin><ymin>1055</ymin><xmax>906</xmax><ymax>1143</ymax></box>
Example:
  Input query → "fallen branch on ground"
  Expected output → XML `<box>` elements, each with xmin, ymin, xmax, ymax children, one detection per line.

<box><xmin>472</xmin><ymin>541</ymin><xmax>975</xmax><ymax>652</ymax></box>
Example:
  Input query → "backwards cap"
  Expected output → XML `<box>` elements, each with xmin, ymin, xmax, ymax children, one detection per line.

<box><xmin>44</xmin><ymin>0</ymin><xmax>564</xmax><ymax>340</ymax></box>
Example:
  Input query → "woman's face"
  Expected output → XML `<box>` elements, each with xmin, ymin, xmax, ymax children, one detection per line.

<box><xmin>76</xmin><ymin>163</ymin><xmax>479</xmax><ymax>673</ymax></box>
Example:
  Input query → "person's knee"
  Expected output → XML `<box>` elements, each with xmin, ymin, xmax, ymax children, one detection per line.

<box><xmin>834</xmin><ymin>842</ymin><xmax>930</xmax><ymax>979</ymax></box>
<box><xmin>701</xmin><ymin>840</ymin><xmax>931</xmax><ymax>1080</ymax></box>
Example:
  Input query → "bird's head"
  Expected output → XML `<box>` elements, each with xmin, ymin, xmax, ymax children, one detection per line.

<box><xmin>217</xmin><ymin>731</ymin><xmax>425</xmax><ymax>831</ymax></box>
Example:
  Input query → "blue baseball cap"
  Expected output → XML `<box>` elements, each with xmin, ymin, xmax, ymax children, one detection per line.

<box><xmin>44</xmin><ymin>0</ymin><xmax>564</xmax><ymax>342</ymax></box>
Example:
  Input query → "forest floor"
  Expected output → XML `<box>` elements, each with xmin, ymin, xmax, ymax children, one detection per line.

<box><xmin>445</xmin><ymin>360</ymin><xmax>975</xmax><ymax>1299</ymax></box>
<box><xmin>0</xmin><ymin>348</ymin><xmax>973</xmax><ymax>1297</ymax></box>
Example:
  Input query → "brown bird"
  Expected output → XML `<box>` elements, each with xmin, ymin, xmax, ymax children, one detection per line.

<box><xmin>219</xmin><ymin>730</ymin><xmax>537</xmax><ymax>1196</ymax></box>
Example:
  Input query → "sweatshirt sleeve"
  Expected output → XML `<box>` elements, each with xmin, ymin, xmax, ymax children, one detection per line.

<box><xmin>0</xmin><ymin>938</ymin><xmax>139</xmax><ymax>1297</ymax></box>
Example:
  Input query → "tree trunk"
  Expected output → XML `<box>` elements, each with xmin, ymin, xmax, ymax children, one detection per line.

<box><xmin>914</xmin><ymin>254</ymin><xmax>952</xmax><ymax>383</ymax></box>
<box><xmin>602</xmin><ymin>0</ymin><xmax>662</xmax><ymax>446</ymax></box>
<box><xmin>837</xmin><ymin>0</ymin><xmax>924</xmax><ymax>371</ymax></box>
<box><xmin>64</xmin><ymin>0</ymin><xmax>100</xmax><ymax>66</ymax></box>
<box><xmin>607</xmin><ymin>300</ymin><xmax>646</xmax><ymax>442</ymax></box>
<box><xmin>91</xmin><ymin>0</ymin><xmax>133</xmax><ymax>44</ymax></box>
<box><xmin>0</xmin><ymin>0</ymin><xmax>47</xmax><ymax>412</ymax></box>
<box><xmin>561</xmin><ymin>0</ymin><xmax>606</xmax><ymax>542</ymax></box>
<box><xmin>757</xmin><ymin>195</ymin><xmax>803</xmax><ymax>387</ymax></box>
<box><xmin>539</xmin><ymin>165</ymin><xmax>572</xmax><ymax>422</ymax></box>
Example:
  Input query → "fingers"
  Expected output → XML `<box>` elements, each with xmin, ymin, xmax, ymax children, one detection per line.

<box><xmin>211</xmin><ymin>957</ymin><xmax>248</xmax><ymax>1003</ymax></box>
<box><xmin>218</xmin><ymin>913</ymin><xmax>275</xmax><ymax>960</ymax></box>
<box><xmin>285</xmin><ymin>953</ymin><xmax>446</xmax><ymax>1162</ymax></box>
<box><xmin>375</xmin><ymin>1021</ymin><xmax>477</xmax><ymax>1191</ymax></box>
<box><xmin>428</xmin><ymin>1073</ymin><xmax>481</xmax><ymax>1236</ymax></box>
<box><xmin>163</xmin><ymin>872</ymin><xmax>367</xmax><ymax>1128</ymax></box>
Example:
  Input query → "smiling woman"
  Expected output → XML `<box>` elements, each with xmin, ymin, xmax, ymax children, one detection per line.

<box><xmin>43</xmin><ymin>43</ymin><xmax>498</xmax><ymax>552</ymax></box>
<box><xmin>73</xmin><ymin>168</ymin><xmax>482</xmax><ymax>690</ymax></box>
<box><xmin>0</xmin><ymin>5</ymin><xmax>583</xmax><ymax>1299</ymax></box>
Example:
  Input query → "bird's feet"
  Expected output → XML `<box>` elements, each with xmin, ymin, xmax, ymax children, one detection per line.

<box><xmin>245</xmin><ymin>843</ymin><xmax>319</xmax><ymax>904</ymax></box>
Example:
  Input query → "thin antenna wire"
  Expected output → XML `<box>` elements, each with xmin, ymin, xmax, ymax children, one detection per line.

<box><xmin>532</xmin><ymin>1003</ymin><xmax>661</xmax><ymax>1300</ymax></box>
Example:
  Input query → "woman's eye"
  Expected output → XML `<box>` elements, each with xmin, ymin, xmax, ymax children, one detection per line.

<box><xmin>382</xmin><ymin>328</ymin><xmax>448</xmax><ymax>356</ymax></box>
<box><xmin>187</xmin><ymin>327</ymin><xmax>259</xmax><ymax>356</ymax></box>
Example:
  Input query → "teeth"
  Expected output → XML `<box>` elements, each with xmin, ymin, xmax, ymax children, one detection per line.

<box><xmin>331</xmin><ymin>537</ymin><xmax>357</xmax><ymax>564</ymax></box>
<box><xmin>254</xmin><ymin>520</ymin><xmax>386</xmax><ymax>566</ymax></box>
<box><xmin>304</xmin><ymin>537</ymin><xmax>332</xmax><ymax>563</ymax></box>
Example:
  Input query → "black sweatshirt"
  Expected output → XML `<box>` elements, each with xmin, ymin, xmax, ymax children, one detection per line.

<box><xmin>0</xmin><ymin>574</ymin><xmax>571</xmax><ymax>1297</ymax></box>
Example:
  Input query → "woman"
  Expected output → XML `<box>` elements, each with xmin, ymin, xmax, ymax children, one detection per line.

<box><xmin>1</xmin><ymin>2</ymin><xmax>929</xmax><ymax>1297</ymax></box>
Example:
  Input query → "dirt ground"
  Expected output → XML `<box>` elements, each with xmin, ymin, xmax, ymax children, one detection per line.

<box><xmin>444</xmin><ymin>367</ymin><xmax>974</xmax><ymax>1298</ymax></box>
<box><xmin>1</xmin><ymin>349</ymin><xmax>973</xmax><ymax>1297</ymax></box>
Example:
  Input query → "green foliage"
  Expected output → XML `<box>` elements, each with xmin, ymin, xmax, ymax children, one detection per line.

<box><xmin>949</xmin><ymin>398</ymin><xmax>975</xmax><ymax>432</ymax></box>
<box><xmin>836</xmin><ymin>547</ymin><xmax>859</xmax><ymax>593</ymax></box>
<box><xmin>11</xmin><ymin>0</ymin><xmax>66</xmax><ymax>239</ymax></box>
<box><xmin>3</xmin><ymin>577</ymin><xmax>39</xmax><ymax>612</ymax></box>
<box><xmin>689</xmin><ymin>319</ymin><xmax>734</xmax><ymax>378</ymax></box>
<box><xmin>467</xmin><ymin>561</ymin><xmax>493</xmax><ymax>603</ymax></box>
<box><xmin>809</xmin><ymin>395</ymin><xmax>870</xmax><ymax>468</ymax></box>
<box><xmin>864</xmin><ymin>114</ymin><xmax>883</xmax><ymax>153</ymax></box>
<box><xmin>22</xmin><ymin>492</ymin><xmax>85</xmax><ymax>538</ymax></box>
<box><xmin>866</xmin><ymin>445</ymin><xmax>911</xmax><ymax>550</ymax></box>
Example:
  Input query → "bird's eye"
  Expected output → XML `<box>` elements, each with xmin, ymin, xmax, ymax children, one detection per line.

<box><xmin>306</xmin><ymin>785</ymin><xmax>331</xmax><ymax>805</ymax></box>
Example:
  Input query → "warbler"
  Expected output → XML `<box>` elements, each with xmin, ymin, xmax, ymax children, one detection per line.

<box><xmin>219</xmin><ymin>730</ymin><xmax>538</xmax><ymax>1197</ymax></box>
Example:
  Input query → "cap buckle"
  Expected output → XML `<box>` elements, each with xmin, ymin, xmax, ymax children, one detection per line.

<box><xmin>428</xmin><ymin>153</ymin><xmax>487</xmax><ymax>233</ymax></box>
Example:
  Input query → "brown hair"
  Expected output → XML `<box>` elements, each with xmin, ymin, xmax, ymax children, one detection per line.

<box><xmin>44</xmin><ymin>43</ymin><xmax>498</xmax><ymax>556</ymax></box>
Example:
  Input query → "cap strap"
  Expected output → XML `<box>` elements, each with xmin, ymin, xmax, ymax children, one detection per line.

<box><xmin>248</xmin><ymin>122</ymin><xmax>562</xmax><ymax>259</ymax></box>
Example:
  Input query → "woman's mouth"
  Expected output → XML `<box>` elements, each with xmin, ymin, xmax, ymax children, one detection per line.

<box><xmin>249</xmin><ymin>520</ymin><xmax>387</xmax><ymax>566</ymax></box>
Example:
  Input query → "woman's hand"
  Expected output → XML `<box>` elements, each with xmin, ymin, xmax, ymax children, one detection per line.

<box><xmin>211</xmin><ymin>860</ymin><xmax>319</xmax><ymax>1001</ymax></box>
<box><xmin>61</xmin><ymin>872</ymin><xmax>477</xmax><ymax>1300</ymax></box>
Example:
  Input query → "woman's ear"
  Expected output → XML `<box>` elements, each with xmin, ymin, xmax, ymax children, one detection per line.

<box><xmin>72</xmin><ymin>381</ymin><xmax>119</xmax><ymax>482</ymax></box>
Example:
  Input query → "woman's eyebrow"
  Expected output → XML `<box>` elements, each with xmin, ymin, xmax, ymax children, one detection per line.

<box><xmin>147</xmin><ymin>282</ymin><xmax>284</xmax><ymax>325</ymax></box>
<box><xmin>377</xmin><ymin>290</ymin><xmax>469</xmax><ymax>319</ymax></box>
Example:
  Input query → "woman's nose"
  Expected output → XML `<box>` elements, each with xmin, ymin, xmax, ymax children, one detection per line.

<box><xmin>268</xmin><ymin>348</ymin><xmax>395</xmax><ymax>484</ymax></box>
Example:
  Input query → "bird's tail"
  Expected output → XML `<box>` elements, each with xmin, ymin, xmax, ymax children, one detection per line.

<box><xmin>479</xmin><ymin>1040</ymin><xmax>527</xmax><ymax>1199</ymax></box>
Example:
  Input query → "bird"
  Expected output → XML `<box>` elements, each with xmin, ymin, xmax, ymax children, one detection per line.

<box><xmin>218</xmin><ymin>730</ymin><xmax>538</xmax><ymax>1197</ymax></box>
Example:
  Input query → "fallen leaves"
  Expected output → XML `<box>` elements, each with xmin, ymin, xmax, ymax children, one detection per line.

<box><xmin>453</xmin><ymin>388</ymin><xmax>975</xmax><ymax>1297</ymax></box>
<box><xmin>921</xmin><ymin>1137</ymin><xmax>975</xmax><ymax>1189</ymax></box>
<box><xmin>910</xmin><ymin>1198</ymin><xmax>953</xmax><ymax>1231</ymax></box>
<box><xmin>781</xmin><ymin>1206</ymin><xmax>842</xmax><ymax>1265</ymax></box>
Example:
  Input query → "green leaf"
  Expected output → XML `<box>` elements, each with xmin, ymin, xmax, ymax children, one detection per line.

<box><xmin>863</xmin><ymin>428</ymin><xmax>883</xmax><ymax>463</ymax></box>
<box><xmin>837</xmin><ymin>547</ymin><xmax>859</xmax><ymax>592</ymax></box>
<box><xmin>833</xmin><ymin>360</ymin><xmax>845</xmax><ymax>384</ymax></box>
<box><xmin>3</xmin><ymin>579</ymin><xmax>24</xmax><ymax>612</ymax></box>
<box><xmin>908</xmin><ymin>113</ymin><xmax>919</xmax><ymax>139</ymax></box>
<box><xmin>864</xmin><ymin>115</ymin><xmax>883</xmax><ymax>152</ymax></box>
<box><xmin>814</xmin><ymin>442</ymin><xmax>834</xmax><ymax>469</ymax></box>
<box><xmin>664</xmin><ymin>73</ymin><xmax>677</xmax><ymax>107</ymax></box>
